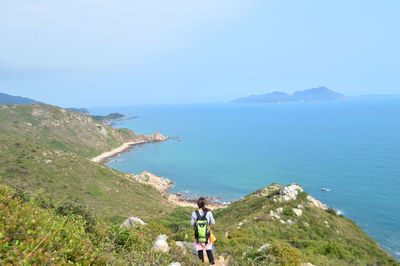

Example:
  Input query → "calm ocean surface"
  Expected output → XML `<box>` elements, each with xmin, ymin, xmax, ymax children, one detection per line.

<box><xmin>92</xmin><ymin>97</ymin><xmax>400</xmax><ymax>258</ymax></box>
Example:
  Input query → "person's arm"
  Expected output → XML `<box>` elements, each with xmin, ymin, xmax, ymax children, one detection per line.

<box><xmin>191</xmin><ymin>211</ymin><xmax>196</xmax><ymax>227</ymax></box>
<box><xmin>208</xmin><ymin>211</ymin><xmax>216</xmax><ymax>225</ymax></box>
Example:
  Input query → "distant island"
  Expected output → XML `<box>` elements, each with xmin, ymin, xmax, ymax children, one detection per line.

<box><xmin>231</xmin><ymin>87</ymin><xmax>346</xmax><ymax>104</ymax></box>
<box><xmin>0</xmin><ymin>92</ymin><xmax>42</xmax><ymax>105</ymax></box>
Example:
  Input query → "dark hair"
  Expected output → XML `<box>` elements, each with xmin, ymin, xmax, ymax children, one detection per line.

<box><xmin>197</xmin><ymin>197</ymin><xmax>210</xmax><ymax>212</ymax></box>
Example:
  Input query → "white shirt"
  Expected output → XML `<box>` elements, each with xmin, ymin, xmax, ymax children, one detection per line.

<box><xmin>191</xmin><ymin>209</ymin><xmax>215</xmax><ymax>226</ymax></box>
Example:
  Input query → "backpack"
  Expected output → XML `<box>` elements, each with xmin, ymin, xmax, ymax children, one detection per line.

<box><xmin>194</xmin><ymin>210</ymin><xmax>210</xmax><ymax>244</ymax></box>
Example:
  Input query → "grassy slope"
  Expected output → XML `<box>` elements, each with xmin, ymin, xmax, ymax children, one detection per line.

<box><xmin>160</xmin><ymin>186</ymin><xmax>398</xmax><ymax>266</ymax></box>
<box><xmin>211</xmin><ymin>186</ymin><xmax>397</xmax><ymax>265</ymax></box>
<box><xmin>0</xmin><ymin>104</ymin><xmax>169</xmax><ymax>221</ymax></box>
<box><xmin>0</xmin><ymin>104</ymin><xmax>135</xmax><ymax>157</ymax></box>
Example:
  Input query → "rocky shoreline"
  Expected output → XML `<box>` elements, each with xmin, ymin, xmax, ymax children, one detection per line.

<box><xmin>92</xmin><ymin>130</ymin><xmax>227</xmax><ymax>209</ymax></box>
<box><xmin>128</xmin><ymin>171</ymin><xmax>228</xmax><ymax>209</ymax></box>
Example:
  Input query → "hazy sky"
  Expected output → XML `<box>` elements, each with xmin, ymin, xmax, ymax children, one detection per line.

<box><xmin>0</xmin><ymin>0</ymin><xmax>399</xmax><ymax>106</ymax></box>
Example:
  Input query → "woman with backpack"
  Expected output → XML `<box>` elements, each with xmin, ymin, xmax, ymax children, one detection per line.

<box><xmin>191</xmin><ymin>197</ymin><xmax>216</xmax><ymax>265</ymax></box>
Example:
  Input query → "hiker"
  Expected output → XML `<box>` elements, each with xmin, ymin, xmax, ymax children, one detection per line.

<box><xmin>191</xmin><ymin>197</ymin><xmax>216</xmax><ymax>265</ymax></box>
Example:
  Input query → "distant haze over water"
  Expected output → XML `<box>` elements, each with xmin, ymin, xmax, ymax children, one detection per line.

<box><xmin>93</xmin><ymin>96</ymin><xmax>400</xmax><ymax>259</ymax></box>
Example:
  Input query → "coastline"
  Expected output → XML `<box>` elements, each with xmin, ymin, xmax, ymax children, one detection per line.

<box><xmin>91</xmin><ymin>132</ymin><xmax>168</xmax><ymax>164</ymax></box>
<box><xmin>91</xmin><ymin>140</ymin><xmax>150</xmax><ymax>163</ymax></box>
<box><xmin>92</xmin><ymin>138</ymin><xmax>227</xmax><ymax>209</ymax></box>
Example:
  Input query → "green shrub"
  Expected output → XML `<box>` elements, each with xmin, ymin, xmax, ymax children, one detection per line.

<box><xmin>56</xmin><ymin>203</ymin><xmax>96</xmax><ymax>233</ymax></box>
<box><xmin>326</xmin><ymin>208</ymin><xmax>338</xmax><ymax>215</ymax></box>
<box><xmin>0</xmin><ymin>186</ymin><xmax>97</xmax><ymax>264</ymax></box>
<box><xmin>297</xmin><ymin>191</ymin><xmax>308</xmax><ymax>201</ymax></box>
<box><xmin>270</xmin><ymin>242</ymin><xmax>302</xmax><ymax>266</ymax></box>
<box><xmin>243</xmin><ymin>248</ymin><xmax>277</xmax><ymax>265</ymax></box>
<box><xmin>283</xmin><ymin>207</ymin><xmax>295</xmax><ymax>217</ymax></box>
<box><xmin>0</xmin><ymin>185</ymin><xmax>201</xmax><ymax>265</ymax></box>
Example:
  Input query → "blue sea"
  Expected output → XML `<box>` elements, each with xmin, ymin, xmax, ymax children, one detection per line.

<box><xmin>92</xmin><ymin>97</ymin><xmax>400</xmax><ymax>259</ymax></box>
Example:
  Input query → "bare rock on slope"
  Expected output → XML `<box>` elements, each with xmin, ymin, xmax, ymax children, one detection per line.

<box><xmin>153</xmin><ymin>235</ymin><xmax>170</xmax><ymax>253</ymax></box>
<box><xmin>278</xmin><ymin>184</ymin><xmax>303</xmax><ymax>201</ymax></box>
<box><xmin>132</xmin><ymin>171</ymin><xmax>173</xmax><ymax>194</ymax></box>
<box><xmin>121</xmin><ymin>217</ymin><xmax>146</xmax><ymax>229</ymax></box>
<box><xmin>307</xmin><ymin>195</ymin><xmax>328</xmax><ymax>210</ymax></box>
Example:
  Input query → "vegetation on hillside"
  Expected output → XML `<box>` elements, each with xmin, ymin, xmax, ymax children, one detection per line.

<box><xmin>160</xmin><ymin>185</ymin><xmax>398</xmax><ymax>265</ymax></box>
<box><xmin>0</xmin><ymin>185</ymin><xmax>200</xmax><ymax>265</ymax></box>
<box><xmin>0</xmin><ymin>105</ymin><xmax>136</xmax><ymax>157</ymax></box>
<box><xmin>0</xmin><ymin>105</ymin><xmax>170</xmax><ymax>221</ymax></box>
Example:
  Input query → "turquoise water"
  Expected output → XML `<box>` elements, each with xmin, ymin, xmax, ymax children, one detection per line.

<box><xmin>93</xmin><ymin>97</ymin><xmax>400</xmax><ymax>258</ymax></box>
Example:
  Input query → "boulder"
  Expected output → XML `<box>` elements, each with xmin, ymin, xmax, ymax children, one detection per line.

<box><xmin>278</xmin><ymin>184</ymin><xmax>303</xmax><ymax>201</ymax></box>
<box><xmin>169</xmin><ymin>263</ymin><xmax>181</xmax><ymax>266</ymax></box>
<box><xmin>153</xmin><ymin>235</ymin><xmax>170</xmax><ymax>253</ymax></box>
<box><xmin>175</xmin><ymin>241</ymin><xmax>194</xmax><ymax>255</ymax></box>
<box><xmin>216</xmin><ymin>256</ymin><xmax>227</xmax><ymax>266</ymax></box>
<box><xmin>258</xmin><ymin>244</ymin><xmax>272</xmax><ymax>252</ymax></box>
<box><xmin>269</xmin><ymin>210</ymin><xmax>281</xmax><ymax>220</ymax></box>
<box><xmin>121</xmin><ymin>217</ymin><xmax>146</xmax><ymax>229</ymax></box>
<box><xmin>151</xmin><ymin>132</ymin><xmax>168</xmax><ymax>142</ymax></box>
<box><xmin>293</xmin><ymin>208</ymin><xmax>303</xmax><ymax>217</ymax></box>
<box><xmin>307</xmin><ymin>195</ymin><xmax>328</xmax><ymax>210</ymax></box>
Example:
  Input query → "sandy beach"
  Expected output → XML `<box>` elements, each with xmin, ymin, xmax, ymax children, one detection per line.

<box><xmin>91</xmin><ymin>140</ymin><xmax>149</xmax><ymax>163</ymax></box>
<box><xmin>91</xmin><ymin>132</ymin><xmax>168</xmax><ymax>163</ymax></box>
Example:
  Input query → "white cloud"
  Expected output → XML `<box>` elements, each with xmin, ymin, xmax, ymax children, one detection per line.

<box><xmin>0</xmin><ymin>0</ymin><xmax>255</xmax><ymax>69</ymax></box>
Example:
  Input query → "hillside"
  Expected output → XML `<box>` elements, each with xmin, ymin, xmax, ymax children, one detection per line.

<box><xmin>0</xmin><ymin>104</ymin><xmax>170</xmax><ymax>221</ymax></box>
<box><xmin>161</xmin><ymin>185</ymin><xmax>397</xmax><ymax>265</ymax></box>
<box><xmin>213</xmin><ymin>185</ymin><xmax>396</xmax><ymax>265</ymax></box>
<box><xmin>0</xmin><ymin>92</ymin><xmax>42</xmax><ymax>105</ymax></box>
<box><xmin>231</xmin><ymin>87</ymin><xmax>345</xmax><ymax>103</ymax></box>
<box><xmin>0</xmin><ymin>184</ymin><xmax>201</xmax><ymax>265</ymax></box>
<box><xmin>0</xmin><ymin>104</ymin><xmax>397</xmax><ymax>265</ymax></box>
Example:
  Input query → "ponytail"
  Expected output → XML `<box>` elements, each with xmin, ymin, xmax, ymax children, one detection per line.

<box><xmin>197</xmin><ymin>197</ymin><xmax>210</xmax><ymax>212</ymax></box>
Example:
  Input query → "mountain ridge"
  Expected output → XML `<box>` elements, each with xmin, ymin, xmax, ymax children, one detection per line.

<box><xmin>0</xmin><ymin>92</ymin><xmax>42</xmax><ymax>105</ymax></box>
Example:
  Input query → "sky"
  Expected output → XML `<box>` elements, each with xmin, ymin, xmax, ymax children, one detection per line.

<box><xmin>0</xmin><ymin>0</ymin><xmax>399</xmax><ymax>107</ymax></box>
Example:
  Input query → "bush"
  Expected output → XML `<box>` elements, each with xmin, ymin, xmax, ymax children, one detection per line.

<box><xmin>12</xmin><ymin>189</ymin><xmax>30</xmax><ymax>203</ymax></box>
<box><xmin>297</xmin><ymin>191</ymin><xmax>308</xmax><ymax>201</ymax></box>
<box><xmin>0</xmin><ymin>185</ymin><xmax>201</xmax><ymax>265</ymax></box>
<box><xmin>270</xmin><ymin>242</ymin><xmax>302</xmax><ymax>266</ymax></box>
<box><xmin>56</xmin><ymin>203</ymin><xmax>96</xmax><ymax>233</ymax></box>
<box><xmin>283</xmin><ymin>207</ymin><xmax>295</xmax><ymax>217</ymax></box>
<box><xmin>326</xmin><ymin>208</ymin><xmax>338</xmax><ymax>216</ymax></box>
<box><xmin>243</xmin><ymin>248</ymin><xmax>277</xmax><ymax>265</ymax></box>
<box><xmin>0</xmin><ymin>186</ymin><xmax>97</xmax><ymax>264</ymax></box>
